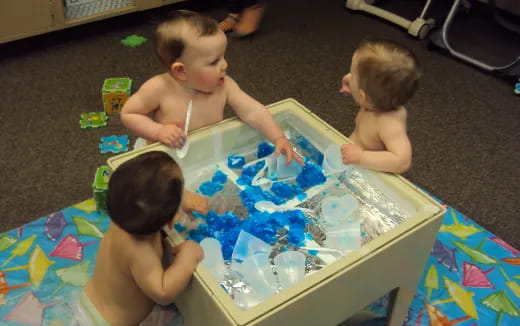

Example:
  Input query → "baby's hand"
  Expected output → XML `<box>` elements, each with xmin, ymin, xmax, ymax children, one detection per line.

<box><xmin>182</xmin><ymin>190</ymin><xmax>209</xmax><ymax>216</ymax></box>
<box><xmin>341</xmin><ymin>143</ymin><xmax>363</xmax><ymax>165</ymax></box>
<box><xmin>339</xmin><ymin>73</ymin><xmax>351</xmax><ymax>96</ymax></box>
<box><xmin>156</xmin><ymin>124</ymin><xmax>186</xmax><ymax>148</ymax></box>
<box><xmin>172</xmin><ymin>240</ymin><xmax>204</xmax><ymax>262</ymax></box>
<box><xmin>274</xmin><ymin>137</ymin><xmax>304</xmax><ymax>166</ymax></box>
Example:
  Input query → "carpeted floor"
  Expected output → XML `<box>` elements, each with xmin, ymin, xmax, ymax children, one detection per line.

<box><xmin>0</xmin><ymin>0</ymin><xmax>519</xmax><ymax>249</ymax></box>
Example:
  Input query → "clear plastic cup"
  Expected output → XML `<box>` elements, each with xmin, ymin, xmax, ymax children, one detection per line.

<box><xmin>275</xmin><ymin>154</ymin><xmax>303</xmax><ymax>179</ymax></box>
<box><xmin>324</xmin><ymin>227</ymin><xmax>361</xmax><ymax>253</ymax></box>
<box><xmin>321</xmin><ymin>194</ymin><xmax>359</xmax><ymax>226</ymax></box>
<box><xmin>200</xmin><ymin>238</ymin><xmax>226</xmax><ymax>282</ymax></box>
<box><xmin>322</xmin><ymin>144</ymin><xmax>347</xmax><ymax>175</ymax></box>
<box><xmin>238</xmin><ymin>253</ymin><xmax>277</xmax><ymax>296</ymax></box>
<box><xmin>233</xmin><ymin>290</ymin><xmax>266</xmax><ymax>310</ymax></box>
<box><xmin>274</xmin><ymin>251</ymin><xmax>306</xmax><ymax>289</ymax></box>
<box><xmin>232</xmin><ymin>230</ymin><xmax>272</xmax><ymax>263</ymax></box>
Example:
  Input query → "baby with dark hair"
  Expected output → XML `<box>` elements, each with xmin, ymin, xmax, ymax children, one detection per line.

<box><xmin>339</xmin><ymin>39</ymin><xmax>421</xmax><ymax>174</ymax></box>
<box><xmin>78</xmin><ymin>151</ymin><xmax>206</xmax><ymax>325</ymax></box>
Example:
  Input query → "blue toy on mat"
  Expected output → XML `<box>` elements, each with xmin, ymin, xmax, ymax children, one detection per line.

<box><xmin>99</xmin><ymin>135</ymin><xmax>129</xmax><ymax>154</ymax></box>
<box><xmin>515</xmin><ymin>79</ymin><xmax>520</xmax><ymax>95</ymax></box>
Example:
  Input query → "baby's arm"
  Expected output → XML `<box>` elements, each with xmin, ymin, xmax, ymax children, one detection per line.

<box><xmin>226</xmin><ymin>77</ymin><xmax>303</xmax><ymax>165</ymax></box>
<box><xmin>342</xmin><ymin>118</ymin><xmax>412</xmax><ymax>174</ymax></box>
<box><xmin>130</xmin><ymin>239</ymin><xmax>203</xmax><ymax>305</ymax></box>
<box><xmin>121</xmin><ymin>78</ymin><xmax>185</xmax><ymax>148</ymax></box>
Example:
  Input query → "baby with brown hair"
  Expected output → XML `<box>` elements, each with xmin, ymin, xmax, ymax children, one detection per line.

<box><xmin>121</xmin><ymin>10</ymin><xmax>302</xmax><ymax>165</ymax></box>
<box><xmin>79</xmin><ymin>151</ymin><xmax>206</xmax><ymax>325</ymax></box>
<box><xmin>339</xmin><ymin>39</ymin><xmax>421</xmax><ymax>174</ymax></box>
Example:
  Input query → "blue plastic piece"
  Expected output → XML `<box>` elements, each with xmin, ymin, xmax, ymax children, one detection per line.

<box><xmin>174</xmin><ymin>222</ymin><xmax>187</xmax><ymax>233</ymax></box>
<box><xmin>198</xmin><ymin>181</ymin><xmax>224</xmax><ymax>196</ymax></box>
<box><xmin>287</xmin><ymin>210</ymin><xmax>307</xmax><ymax>228</ymax></box>
<box><xmin>257</xmin><ymin>142</ymin><xmax>275</xmax><ymax>158</ymax></box>
<box><xmin>271</xmin><ymin>212</ymin><xmax>289</xmax><ymax>228</ymax></box>
<box><xmin>287</xmin><ymin>225</ymin><xmax>305</xmax><ymax>247</ymax></box>
<box><xmin>227</xmin><ymin>155</ymin><xmax>246</xmax><ymax>169</ymax></box>
<box><xmin>212</xmin><ymin>170</ymin><xmax>228</xmax><ymax>184</ymax></box>
<box><xmin>242</xmin><ymin>212</ymin><xmax>278</xmax><ymax>244</ymax></box>
<box><xmin>296</xmin><ymin>163</ymin><xmax>326</xmax><ymax>188</ymax></box>
<box><xmin>192</xmin><ymin>211</ymin><xmax>206</xmax><ymax>220</ymax></box>
<box><xmin>237</xmin><ymin>175</ymin><xmax>253</xmax><ymax>186</ymax></box>
<box><xmin>187</xmin><ymin>225</ymin><xmax>210</xmax><ymax>243</ymax></box>
<box><xmin>271</xmin><ymin>182</ymin><xmax>303</xmax><ymax>199</ymax></box>
<box><xmin>237</xmin><ymin>160</ymin><xmax>266</xmax><ymax>185</ymax></box>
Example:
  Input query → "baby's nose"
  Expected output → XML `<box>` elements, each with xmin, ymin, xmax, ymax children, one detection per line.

<box><xmin>221</xmin><ymin>59</ymin><xmax>228</xmax><ymax>72</ymax></box>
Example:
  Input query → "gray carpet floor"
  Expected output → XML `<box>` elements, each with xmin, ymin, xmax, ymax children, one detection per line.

<box><xmin>1</xmin><ymin>0</ymin><xmax>519</xmax><ymax>249</ymax></box>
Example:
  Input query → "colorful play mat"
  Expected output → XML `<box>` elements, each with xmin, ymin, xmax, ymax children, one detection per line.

<box><xmin>0</xmin><ymin>196</ymin><xmax>519</xmax><ymax>325</ymax></box>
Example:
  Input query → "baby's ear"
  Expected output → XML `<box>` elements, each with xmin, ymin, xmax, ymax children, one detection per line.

<box><xmin>359</xmin><ymin>89</ymin><xmax>375</xmax><ymax>109</ymax></box>
<box><xmin>171</xmin><ymin>62</ymin><xmax>187</xmax><ymax>80</ymax></box>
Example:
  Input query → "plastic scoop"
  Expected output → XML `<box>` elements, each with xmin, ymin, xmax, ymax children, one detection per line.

<box><xmin>176</xmin><ymin>99</ymin><xmax>192</xmax><ymax>159</ymax></box>
<box><xmin>238</xmin><ymin>253</ymin><xmax>277</xmax><ymax>296</ymax></box>
<box><xmin>274</xmin><ymin>251</ymin><xmax>306</xmax><ymax>289</ymax></box>
<box><xmin>324</xmin><ymin>228</ymin><xmax>361</xmax><ymax>253</ymax></box>
<box><xmin>200</xmin><ymin>237</ymin><xmax>226</xmax><ymax>282</ymax></box>
<box><xmin>233</xmin><ymin>290</ymin><xmax>265</xmax><ymax>310</ymax></box>
<box><xmin>275</xmin><ymin>154</ymin><xmax>303</xmax><ymax>179</ymax></box>
<box><xmin>321</xmin><ymin>194</ymin><xmax>359</xmax><ymax>226</ymax></box>
<box><xmin>232</xmin><ymin>230</ymin><xmax>271</xmax><ymax>264</ymax></box>
<box><xmin>322</xmin><ymin>144</ymin><xmax>348</xmax><ymax>175</ymax></box>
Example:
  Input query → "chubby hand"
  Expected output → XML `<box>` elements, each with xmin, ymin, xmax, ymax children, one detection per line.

<box><xmin>341</xmin><ymin>143</ymin><xmax>363</xmax><ymax>165</ymax></box>
<box><xmin>274</xmin><ymin>137</ymin><xmax>304</xmax><ymax>166</ymax></box>
<box><xmin>182</xmin><ymin>190</ymin><xmax>209</xmax><ymax>216</ymax></box>
<box><xmin>339</xmin><ymin>73</ymin><xmax>351</xmax><ymax>96</ymax></box>
<box><xmin>172</xmin><ymin>240</ymin><xmax>204</xmax><ymax>262</ymax></box>
<box><xmin>157</xmin><ymin>124</ymin><xmax>186</xmax><ymax>148</ymax></box>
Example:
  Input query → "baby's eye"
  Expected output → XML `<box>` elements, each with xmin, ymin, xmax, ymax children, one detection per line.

<box><xmin>210</xmin><ymin>59</ymin><xmax>220</xmax><ymax>66</ymax></box>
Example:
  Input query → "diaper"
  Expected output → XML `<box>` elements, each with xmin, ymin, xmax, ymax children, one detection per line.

<box><xmin>140</xmin><ymin>304</ymin><xmax>183</xmax><ymax>326</ymax></box>
<box><xmin>74</xmin><ymin>290</ymin><xmax>182</xmax><ymax>326</ymax></box>
<box><xmin>74</xmin><ymin>291</ymin><xmax>110</xmax><ymax>326</ymax></box>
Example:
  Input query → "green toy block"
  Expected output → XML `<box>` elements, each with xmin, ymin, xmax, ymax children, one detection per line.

<box><xmin>93</xmin><ymin>165</ymin><xmax>110</xmax><ymax>214</ymax></box>
<box><xmin>102</xmin><ymin>77</ymin><xmax>132</xmax><ymax>115</ymax></box>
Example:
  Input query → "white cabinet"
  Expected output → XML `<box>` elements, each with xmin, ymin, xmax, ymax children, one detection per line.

<box><xmin>0</xmin><ymin>0</ymin><xmax>56</xmax><ymax>41</ymax></box>
<box><xmin>0</xmin><ymin>0</ymin><xmax>184</xmax><ymax>44</ymax></box>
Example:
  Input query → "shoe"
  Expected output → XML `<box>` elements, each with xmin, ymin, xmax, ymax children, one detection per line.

<box><xmin>218</xmin><ymin>14</ymin><xmax>240</xmax><ymax>33</ymax></box>
<box><xmin>232</xmin><ymin>3</ymin><xmax>266</xmax><ymax>38</ymax></box>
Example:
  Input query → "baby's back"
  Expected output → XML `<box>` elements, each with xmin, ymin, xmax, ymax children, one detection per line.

<box><xmin>84</xmin><ymin>224</ymin><xmax>162</xmax><ymax>325</ymax></box>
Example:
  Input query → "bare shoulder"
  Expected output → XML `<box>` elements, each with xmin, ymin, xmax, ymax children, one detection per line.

<box><xmin>224</xmin><ymin>75</ymin><xmax>240</xmax><ymax>93</ymax></box>
<box><xmin>138</xmin><ymin>73</ymin><xmax>171</xmax><ymax>95</ymax></box>
<box><xmin>225</xmin><ymin>75</ymin><xmax>238</xmax><ymax>87</ymax></box>
<box><xmin>378</xmin><ymin>107</ymin><xmax>407</xmax><ymax>126</ymax></box>
<box><xmin>129</xmin><ymin>234</ymin><xmax>162</xmax><ymax>261</ymax></box>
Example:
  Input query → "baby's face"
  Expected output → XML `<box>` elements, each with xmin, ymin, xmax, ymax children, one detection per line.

<box><xmin>181</xmin><ymin>30</ymin><xmax>228</xmax><ymax>93</ymax></box>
